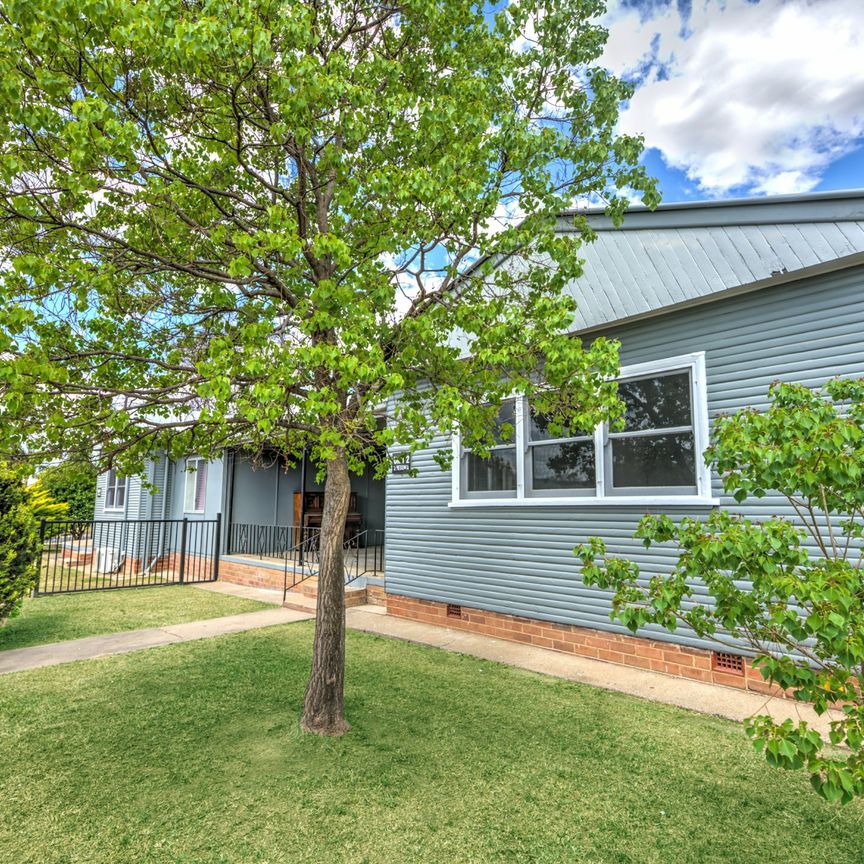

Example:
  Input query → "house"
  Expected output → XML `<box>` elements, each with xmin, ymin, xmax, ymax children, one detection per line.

<box><xmin>93</xmin><ymin>447</ymin><xmax>387</xmax><ymax>595</ymax></box>
<box><xmin>94</xmin><ymin>189</ymin><xmax>864</xmax><ymax>691</ymax></box>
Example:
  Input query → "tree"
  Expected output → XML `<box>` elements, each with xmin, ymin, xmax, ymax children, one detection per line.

<box><xmin>0</xmin><ymin>0</ymin><xmax>657</xmax><ymax>734</ymax></box>
<box><xmin>34</xmin><ymin>462</ymin><xmax>97</xmax><ymax>524</ymax></box>
<box><xmin>576</xmin><ymin>379</ymin><xmax>864</xmax><ymax>804</ymax></box>
<box><xmin>0</xmin><ymin>468</ymin><xmax>40</xmax><ymax>624</ymax></box>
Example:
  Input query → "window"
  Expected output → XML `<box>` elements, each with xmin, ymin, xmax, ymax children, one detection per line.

<box><xmin>527</xmin><ymin>409</ymin><xmax>596</xmax><ymax>496</ymax></box>
<box><xmin>608</xmin><ymin>370</ymin><xmax>697</xmax><ymax>494</ymax></box>
<box><xmin>451</xmin><ymin>353</ymin><xmax>712</xmax><ymax>506</ymax></box>
<box><xmin>184</xmin><ymin>458</ymin><xmax>208</xmax><ymax>513</ymax></box>
<box><xmin>460</xmin><ymin>400</ymin><xmax>517</xmax><ymax>498</ymax></box>
<box><xmin>104</xmin><ymin>469</ymin><xmax>126</xmax><ymax>511</ymax></box>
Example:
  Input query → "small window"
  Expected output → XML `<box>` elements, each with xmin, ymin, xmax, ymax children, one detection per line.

<box><xmin>607</xmin><ymin>370</ymin><xmax>696</xmax><ymax>493</ymax></box>
<box><xmin>104</xmin><ymin>469</ymin><xmax>126</xmax><ymax>512</ymax></box>
<box><xmin>461</xmin><ymin>401</ymin><xmax>517</xmax><ymax>498</ymax></box>
<box><xmin>184</xmin><ymin>458</ymin><xmax>208</xmax><ymax>513</ymax></box>
<box><xmin>527</xmin><ymin>407</ymin><xmax>596</xmax><ymax>495</ymax></box>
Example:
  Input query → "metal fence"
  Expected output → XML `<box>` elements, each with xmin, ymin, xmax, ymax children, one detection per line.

<box><xmin>36</xmin><ymin>517</ymin><xmax>221</xmax><ymax>595</ymax></box>
<box><xmin>227</xmin><ymin>522</ymin><xmax>296</xmax><ymax>559</ymax></box>
<box><xmin>229</xmin><ymin>522</ymin><xmax>384</xmax><ymax>573</ymax></box>
<box><xmin>282</xmin><ymin>528</ymin><xmax>385</xmax><ymax>601</ymax></box>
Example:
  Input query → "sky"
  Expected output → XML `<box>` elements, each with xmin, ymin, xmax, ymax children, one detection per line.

<box><xmin>600</xmin><ymin>0</ymin><xmax>864</xmax><ymax>202</ymax></box>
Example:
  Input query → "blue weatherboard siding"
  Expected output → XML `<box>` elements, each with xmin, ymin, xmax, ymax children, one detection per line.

<box><xmin>93</xmin><ymin>454</ymin><xmax>222</xmax><ymax>558</ymax></box>
<box><xmin>384</xmin><ymin>264</ymin><xmax>864</xmax><ymax>652</ymax></box>
<box><xmin>94</xmin><ymin>454</ymin><xmax>222</xmax><ymax>524</ymax></box>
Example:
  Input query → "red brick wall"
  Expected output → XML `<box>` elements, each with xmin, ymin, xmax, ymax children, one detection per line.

<box><xmin>386</xmin><ymin>594</ymin><xmax>784</xmax><ymax>697</ymax></box>
<box><xmin>220</xmin><ymin>558</ymin><xmax>376</xmax><ymax>607</ymax></box>
<box><xmin>219</xmin><ymin>559</ymin><xmax>285</xmax><ymax>591</ymax></box>
<box><xmin>366</xmin><ymin>584</ymin><xmax>386</xmax><ymax>606</ymax></box>
<box><xmin>157</xmin><ymin>552</ymin><xmax>214</xmax><ymax>580</ymax></box>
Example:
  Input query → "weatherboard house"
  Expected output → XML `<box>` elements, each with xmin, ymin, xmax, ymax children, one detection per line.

<box><xmin>93</xmin><ymin>190</ymin><xmax>864</xmax><ymax>693</ymax></box>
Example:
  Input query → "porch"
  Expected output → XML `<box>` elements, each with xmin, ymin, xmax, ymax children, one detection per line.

<box><xmin>221</xmin><ymin>449</ymin><xmax>386</xmax><ymax>586</ymax></box>
<box><xmin>225</xmin><ymin>450</ymin><xmax>385</xmax><ymax>545</ymax></box>
<box><xmin>223</xmin><ymin>529</ymin><xmax>385</xmax><ymax>579</ymax></box>
<box><xmin>219</xmin><ymin>520</ymin><xmax>385</xmax><ymax>605</ymax></box>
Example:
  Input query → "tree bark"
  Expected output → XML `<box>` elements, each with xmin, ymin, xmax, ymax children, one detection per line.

<box><xmin>300</xmin><ymin>452</ymin><xmax>351</xmax><ymax>735</ymax></box>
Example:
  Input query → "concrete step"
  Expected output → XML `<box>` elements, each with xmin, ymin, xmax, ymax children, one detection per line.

<box><xmin>282</xmin><ymin>593</ymin><xmax>317</xmax><ymax>614</ymax></box>
<box><xmin>283</xmin><ymin>579</ymin><xmax>368</xmax><ymax>612</ymax></box>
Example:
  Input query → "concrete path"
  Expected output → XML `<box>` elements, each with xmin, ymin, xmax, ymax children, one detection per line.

<box><xmin>0</xmin><ymin>606</ymin><xmax>313</xmax><ymax>676</ymax></box>
<box><xmin>192</xmin><ymin>581</ymin><xmax>285</xmax><ymax>605</ymax></box>
<box><xmin>2</xmin><ymin>576</ymin><xmax>843</xmax><ymax>739</ymax></box>
<box><xmin>193</xmin><ymin>580</ymin><xmax>843</xmax><ymax>735</ymax></box>
<box><xmin>343</xmin><ymin>606</ymin><xmax>843</xmax><ymax>737</ymax></box>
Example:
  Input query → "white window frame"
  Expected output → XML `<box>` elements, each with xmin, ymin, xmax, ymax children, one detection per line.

<box><xmin>526</xmin><ymin>401</ymin><xmax>598</xmax><ymax>499</ymax></box>
<box><xmin>450</xmin><ymin>352</ymin><xmax>715</xmax><ymax>508</ymax></box>
<box><xmin>184</xmin><ymin>457</ymin><xmax>208</xmax><ymax>514</ymax></box>
<box><xmin>103</xmin><ymin>469</ymin><xmax>127</xmax><ymax>513</ymax></box>
<box><xmin>458</xmin><ymin>398</ymin><xmax>519</xmax><ymax>500</ymax></box>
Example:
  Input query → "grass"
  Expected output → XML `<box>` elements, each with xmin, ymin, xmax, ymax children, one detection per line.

<box><xmin>0</xmin><ymin>586</ymin><xmax>273</xmax><ymax>652</ymax></box>
<box><xmin>1</xmin><ymin>623</ymin><xmax>862</xmax><ymax>864</ymax></box>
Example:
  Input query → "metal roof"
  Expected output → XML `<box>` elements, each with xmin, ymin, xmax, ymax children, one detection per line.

<box><xmin>558</xmin><ymin>189</ymin><xmax>864</xmax><ymax>333</ymax></box>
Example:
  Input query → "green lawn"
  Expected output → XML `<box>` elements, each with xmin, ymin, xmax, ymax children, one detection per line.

<box><xmin>0</xmin><ymin>586</ymin><xmax>272</xmax><ymax>652</ymax></box>
<box><xmin>1</xmin><ymin>623</ymin><xmax>862</xmax><ymax>864</ymax></box>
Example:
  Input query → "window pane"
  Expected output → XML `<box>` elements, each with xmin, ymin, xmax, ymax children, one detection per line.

<box><xmin>531</xmin><ymin>442</ymin><xmax>595</xmax><ymax>490</ymax></box>
<box><xmin>491</xmin><ymin>400</ymin><xmax>516</xmax><ymax>445</ymax></box>
<box><xmin>612</xmin><ymin>432</ymin><xmax>696</xmax><ymax>487</ymax></box>
<box><xmin>528</xmin><ymin>409</ymin><xmax>592</xmax><ymax>442</ymax></box>
<box><xmin>465</xmin><ymin>448</ymin><xmax>517</xmax><ymax>492</ymax></box>
<box><xmin>195</xmin><ymin>462</ymin><xmax>208</xmax><ymax>511</ymax></box>
<box><xmin>105</xmin><ymin>470</ymin><xmax>124</xmax><ymax>509</ymax></box>
<box><xmin>619</xmin><ymin>372</ymin><xmax>692</xmax><ymax>432</ymax></box>
<box><xmin>184</xmin><ymin>463</ymin><xmax>197</xmax><ymax>511</ymax></box>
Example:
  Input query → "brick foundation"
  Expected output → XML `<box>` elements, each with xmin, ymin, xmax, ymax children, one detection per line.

<box><xmin>156</xmin><ymin>552</ymin><xmax>215</xmax><ymax>580</ymax></box>
<box><xmin>59</xmin><ymin>553</ymin><xmax>94</xmax><ymax>568</ymax></box>
<box><xmin>386</xmin><ymin>594</ymin><xmax>785</xmax><ymax>697</ymax></box>
<box><xmin>366</xmin><ymin>584</ymin><xmax>386</xmax><ymax>606</ymax></box>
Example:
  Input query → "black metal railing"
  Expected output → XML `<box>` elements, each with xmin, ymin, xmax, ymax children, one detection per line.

<box><xmin>227</xmin><ymin>522</ymin><xmax>296</xmax><ymax>559</ymax></box>
<box><xmin>36</xmin><ymin>516</ymin><xmax>221</xmax><ymax>595</ymax></box>
<box><xmin>343</xmin><ymin>529</ymin><xmax>385</xmax><ymax>584</ymax></box>
<box><xmin>281</xmin><ymin>527</ymin><xmax>385</xmax><ymax>601</ymax></box>
<box><xmin>230</xmin><ymin>523</ymin><xmax>383</xmax><ymax>566</ymax></box>
<box><xmin>282</xmin><ymin>528</ymin><xmax>323</xmax><ymax>601</ymax></box>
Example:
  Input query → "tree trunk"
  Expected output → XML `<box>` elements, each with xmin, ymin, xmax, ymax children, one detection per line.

<box><xmin>300</xmin><ymin>452</ymin><xmax>351</xmax><ymax>735</ymax></box>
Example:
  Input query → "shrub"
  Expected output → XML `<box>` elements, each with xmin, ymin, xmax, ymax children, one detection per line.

<box><xmin>576</xmin><ymin>378</ymin><xmax>864</xmax><ymax>804</ymax></box>
<box><xmin>27</xmin><ymin>482</ymin><xmax>69</xmax><ymax>522</ymax></box>
<box><xmin>0</xmin><ymin>469</ymin><xmax>40</xmax><ymax>624</ymax></box>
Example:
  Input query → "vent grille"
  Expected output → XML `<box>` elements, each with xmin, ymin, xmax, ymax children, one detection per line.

<box><xmin>446</xmin><ymin>604</ymin><xmax>462</xmax><ymax>619</ymax></box>
<box><xmin>713</xmin><ymin>651</ymin><xmax>745</xmax><ymax>674</ymax></box>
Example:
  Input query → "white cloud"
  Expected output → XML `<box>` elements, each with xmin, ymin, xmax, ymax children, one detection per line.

<box><xmin>602</xmin><ymin>0</ymin><xmax>864</xmax><ymax>195</ymax></box>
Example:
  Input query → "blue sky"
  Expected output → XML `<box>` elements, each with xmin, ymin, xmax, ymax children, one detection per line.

<box><xmin>601</xmin><ymin>0</ymin><xmax>864</xmax><ymax>202</ymax></box>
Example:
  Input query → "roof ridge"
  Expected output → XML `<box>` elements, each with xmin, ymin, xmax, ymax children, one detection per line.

<box><xmin>562</xmin><ymin>188</ymin><xmax>864</xmax><ymax>219</ymax></box>
<box><xmin>558</xmin><ymin>189</ymin><xmax>864</xmax><ymax>231</ymax></box>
